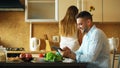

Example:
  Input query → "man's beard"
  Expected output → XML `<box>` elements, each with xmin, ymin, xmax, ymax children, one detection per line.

<box><xmin>80</xmin><ymin>27</ymin><xmax>88</xmax><ymax>34</ymax></box>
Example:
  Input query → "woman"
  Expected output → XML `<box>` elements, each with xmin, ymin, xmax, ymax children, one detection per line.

<box><xmin>59</xmin><ymin>5</ymin><xmax>80</xmax><ymax>52</ymax></box>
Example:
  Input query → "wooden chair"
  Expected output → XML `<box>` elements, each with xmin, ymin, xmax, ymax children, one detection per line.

<box><xmin>112</xmin><ymin>49</ymin><xmax>119</xmax><ymax>68</ymax></box>
<box><xmin>117</xmin><ymin>55</ymin><xmax>120</xmax><ymax>68</ymax></box>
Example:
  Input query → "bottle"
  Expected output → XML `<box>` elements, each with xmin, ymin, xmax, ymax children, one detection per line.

<box><xmin>0</xmin><ymin>46</ymin><xmax>7</xmax><ymax>62</ymax></box>
<box><xmin>44</xmin><ymin>34</ymin><xmax>51</xmax><ymax>52</ymax></box>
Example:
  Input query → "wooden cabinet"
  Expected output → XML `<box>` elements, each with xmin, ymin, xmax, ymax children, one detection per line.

<box><xmin>58</xmin><ymin>0</ymin><xmax>78</xmax><ymax>21</ymax></box>
<box><xmin>82</xmin><ymin>0</ymin><xmax>102</xmax><ymax>22</ymax></box>
<box><xmin>82</xmin><ymin>0</ymin><xmax>120</xmax><ymax>23</ymax></box>
<box><xmin>25</xmin><ymin>0</ymin><xmax>58</xmax><ymax>22</ymax></box>
<box><xmin>103</xmin><ymin>0</ymin><xmax>120</xmax><ymax>22</ymax></box>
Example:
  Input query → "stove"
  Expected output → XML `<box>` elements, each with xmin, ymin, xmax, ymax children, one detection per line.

<box><xmin>6</xmin><ymin>47</ymin><xmax>24</xmax><ymax>51</ymax></box>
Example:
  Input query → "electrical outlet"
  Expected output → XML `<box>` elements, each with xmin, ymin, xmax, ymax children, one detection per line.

<box><xmin>52</xmin><ymin>36</ymin><xmax>59</xmax><ymax>42</ymax></box>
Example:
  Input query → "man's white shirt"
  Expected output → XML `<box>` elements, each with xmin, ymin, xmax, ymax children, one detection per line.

<box><xmin>75</xmin><ymin>25</ymin><xmax>111</xmax><ymax>68</ymax></box>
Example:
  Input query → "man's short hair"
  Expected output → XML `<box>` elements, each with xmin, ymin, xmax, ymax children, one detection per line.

<box><xmin>76</xmin><ymin>11</ymin><xmax>93</xmax><ymax>21</ymax></box>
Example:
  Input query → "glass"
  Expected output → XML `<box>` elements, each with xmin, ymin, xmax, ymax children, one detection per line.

<box><xmin>0</xmin><ymin>46</ymin><xmax>7</xmax><ymax>62</ymax></box>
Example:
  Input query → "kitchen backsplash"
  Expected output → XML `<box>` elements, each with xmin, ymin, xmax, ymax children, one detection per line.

<box><xmin>0</xmin><ymin>12</ymin><xmax>120</xmax><ymax>51</ymax></box>
<box><xmin>0</xmin><ymin>12</ymin><xmax>59</xmax><ymax>51</ymax></box>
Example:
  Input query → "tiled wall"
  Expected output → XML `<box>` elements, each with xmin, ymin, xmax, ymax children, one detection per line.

<box><xmin>32</xmin><ymin>23</ymin><xmax>59</xmax><ymax>50</ymax></box>
<box><xmin>96</xmin><ymin>23</ymin><xmax>120</xmax><ymax>38</ymax></box>
<box><xmin>0</xmin><ymin>0</ymin><xmax>120</xmax><ymax>51</ymax></box>
<box><xmin>0</xmin><ymin>11</ymin><xmax>120</xmax><ymax>51</ymax></box>
<box><xmin>0</xmin><ymin>11</ymin><xmax>59</xmax><ymax>51</ymax></box>
<box><xmin>0</xmin><ymin>12</ymin><xmax>30</xmax><ymax>51</ymax></box>
<box><xmin>96</xmin><ymin>23</ymin><xmax>120</xmax><ymax>50</ymax></box>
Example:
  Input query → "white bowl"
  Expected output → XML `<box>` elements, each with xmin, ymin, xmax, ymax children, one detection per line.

<box><xmin>32</xmin><ymin>57</ymin><xmax>45</xmax><ymax>63</ymax></box>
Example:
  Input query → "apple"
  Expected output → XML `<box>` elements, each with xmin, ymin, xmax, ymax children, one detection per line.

<box><xmin>19</xmin><ymin>53</ymin><xmax>33</xmax><ymax>62</ymax></box>
<box><xmin>19</xmin><ymin>53</ymin><xmax>26</xmax><ymax>59</ymax></box>
<box><xmin>25</xmin><ymin>53</ymin><xmax>32</xmax><ymax>59</ymax></box>
<box><xmin>39</xmin><ymin>53</ymin><xmax>44</xmax><ymax>58</ymax></box>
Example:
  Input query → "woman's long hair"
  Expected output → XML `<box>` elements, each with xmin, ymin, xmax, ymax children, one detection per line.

<box><xmin>59</xmin><ymin>5</ymin><xmax>78</xmax><ymax>37</ymax></box>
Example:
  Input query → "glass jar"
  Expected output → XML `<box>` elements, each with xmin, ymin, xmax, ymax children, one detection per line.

<box><xmin>0</xmin><ymin>46</ymin><xmax>7</xmax><ymax>62</ymax></box>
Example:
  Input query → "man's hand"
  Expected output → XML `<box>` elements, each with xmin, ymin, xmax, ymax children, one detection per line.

<box><xmin>62</xmin><ymin>46</ymin><xmax>71</xmax><ymax>57</ymax></box>
<box><xmin>62</xmin><ymin>46</ymin><xmax>76</xmax><ymax>60</ymax></box>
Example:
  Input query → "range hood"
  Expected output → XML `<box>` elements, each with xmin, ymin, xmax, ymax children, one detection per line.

<box><xmin>0</xmin><ymin>0</ymin><xmax>24</xmax><ymax>11</ymax></box>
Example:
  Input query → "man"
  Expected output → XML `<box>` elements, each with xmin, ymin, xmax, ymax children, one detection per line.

<box><xmin>62</xmin><ymin>11</ymin><xmax>110</xmax><ymax>68</ymax></box>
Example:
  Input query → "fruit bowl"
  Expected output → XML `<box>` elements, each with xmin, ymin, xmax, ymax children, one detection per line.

<box><xmin>21</xmin><ymin>58</ymin><xmax>33</xmax><ymax>62</ymax></box>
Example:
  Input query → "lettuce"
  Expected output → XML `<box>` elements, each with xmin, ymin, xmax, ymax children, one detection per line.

<box><xmin>45</xmin><ymin>52</ymin><xmax>63</xmax><ymax>62</ymax></box>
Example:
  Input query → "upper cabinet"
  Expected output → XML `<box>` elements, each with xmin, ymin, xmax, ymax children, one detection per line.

<box><xmin>82</xmin><ymin>0</ymin><xmax>102</xmax><ymax>22</ymax></box>
<box><xmin>58</xmin><ymin>0</ymin><xmax>78</xmax><ymax>22</ymax></box>
<box><xmin>103</xmin><ymin>0</ymin><xmax>120</xmax><ymax>22</ymax></box>
<box><xmin>25</xmin><ymin>0</ymin><xmax>58</xmax><ymax>23</ymax></box>
<box><xmin>25</xmin><ymin>0</ymin><xmax>120</xmax><ymax>23</ymax></box>
<box><xmin>82</xmin><ymin>0</ymin><xmax>120</xmax><ymax>23</ymax></box>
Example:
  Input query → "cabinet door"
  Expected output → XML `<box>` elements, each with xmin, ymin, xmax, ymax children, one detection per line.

<box><xmin>82</xmin><ymin>0</ymin><xmax>102</xmax><ymax>22</ymax></box>
<box><xmin>59</xmin><ymin>0</ymin><xmax>77</xmax><ymax>21</ymax></box>
<box><xmin>103</xmin><ymin>0</ymin><xmax>120</xmax><ymax>22</ymax></box>
<box><xmin>25</xmin><ymin>0</ymin><xmax>58</xmax><ymax>22</ymax></box>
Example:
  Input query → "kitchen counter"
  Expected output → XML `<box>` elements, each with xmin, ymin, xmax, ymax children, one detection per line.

<box><xmin>5</xmin><ymin>51</ymin><xmax>88</xmax><ymax>68</ymax></box>
<box><xmin>7</xmin><ymin>51</ymin><xmax>56</xmax><ymax>58</ymax></box>
<box><xmin>7</xmin><ymin>51</ymin><xmax>56</xmax><ymax>54</ymax></box>
<box><xmin>0</xmin><ymin>62</ymin><xmax>88</xmax><ymax>68</ymax></box>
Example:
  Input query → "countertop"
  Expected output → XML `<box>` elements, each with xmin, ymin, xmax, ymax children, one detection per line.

<box><xmin>0</xmin><ymin>62</ymin><xmax>88</xmax><ymax>68</ymax></box>
<box><xmin>4</xmin><ymin>51</ymin><xmax>89</xmax><ymax>68</ymax></box>
<box><xmin>7</xmin><ymin>51</ymin><xmax>56</xmax><ymax>54</ymax></box>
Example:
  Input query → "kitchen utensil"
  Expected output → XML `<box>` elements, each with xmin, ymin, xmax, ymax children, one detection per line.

<box><xmin>30</xmin><ymin>37</ymin><xmax>40</xmax><ymax>51</ymax></box>
<box><xmin>44</xmin><ymin>34</ymin><xmax>51</xmax><ymax>51</ymax></box>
